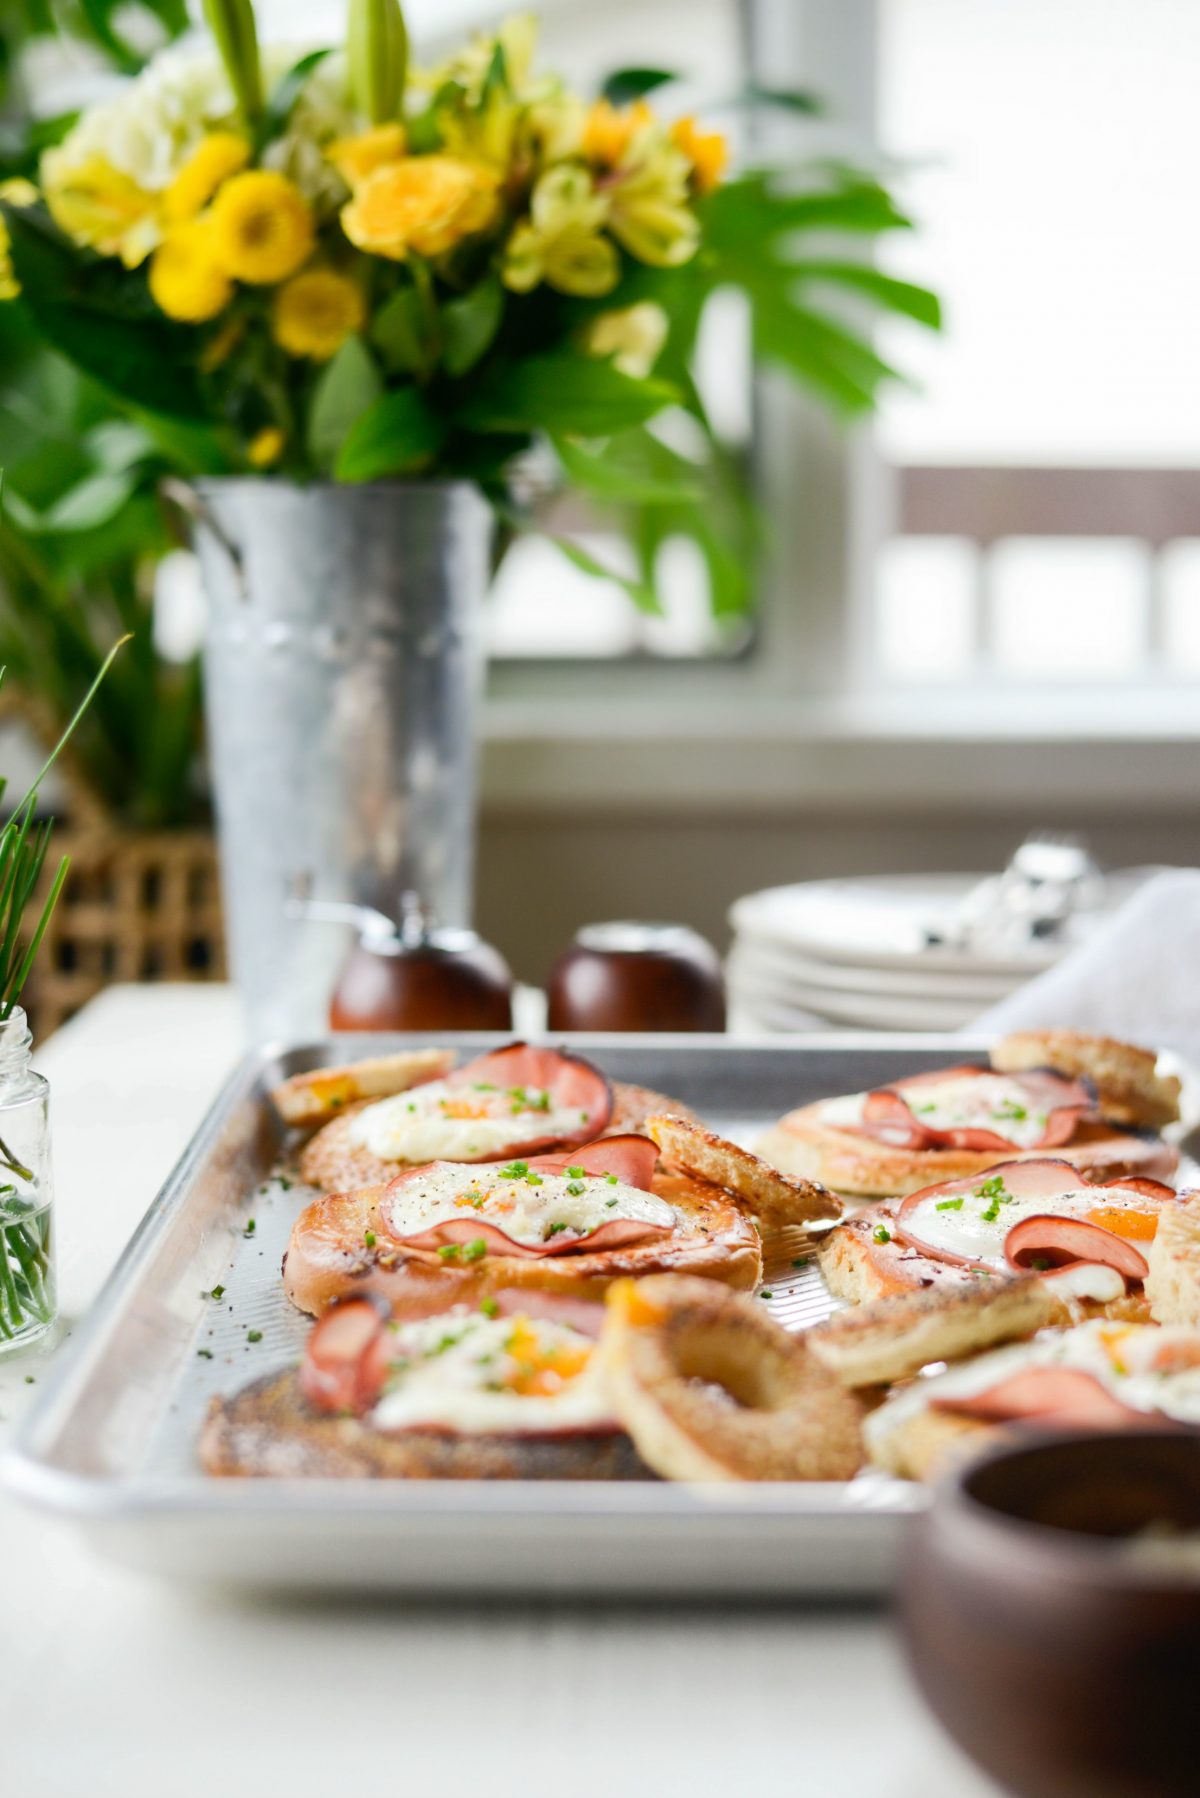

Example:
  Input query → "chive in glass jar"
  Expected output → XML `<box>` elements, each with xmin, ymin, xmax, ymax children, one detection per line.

<box><xmin>0</xmin><ymin>1007</ymin><xmax>54</xmax><ymax>1351</ymax></box>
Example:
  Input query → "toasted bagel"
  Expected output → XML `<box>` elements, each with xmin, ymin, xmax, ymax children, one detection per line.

<box><xmin>817</xmin><ymin>1205</ymin><xmax>1152</xmax><ymax>1323</ymax></box>
<box><xmin>759</xmin><ymin>1104</ymin><xmax>1177</xmax><ymax>1200</ymax></box>
<box><xmin>298</xmin><ymin>1080</ymin><xmax>694</xmax><ymax>1193</ymax></box>
<box><xmin>200</xmin><ymin>1369</ymin><xmax>652</xmax><ymax>1480</ymax></box>
<box><xmin>808</xmin><ymin>1274</ymin><xmax>1065</xmax><ymax>1389</ymax></box>
<box><xmin>283</xmin><ymin>1166</ymin><xmax>762</xmax><ymax>1318</ymax></box>
<box><xmin>645</xmin><ymin>1113</ymin><xmax>841</xmax><ymax>1230</ymax></box>
<box><xmin>990</xmin><ymin>1030</ymin><xmax>1181</xmax><ymax>1131</ymax></box>
<box><xmin>600</xmin><ymin>1275</ymin><xmax>864</xmax><ymax>1482</ymax></box>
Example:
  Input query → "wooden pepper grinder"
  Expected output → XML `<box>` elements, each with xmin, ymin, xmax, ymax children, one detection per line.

<box><xmin>322</xmin><ymin>897</ymin><xmax>514</xmax><ymax>1032</ymax></box>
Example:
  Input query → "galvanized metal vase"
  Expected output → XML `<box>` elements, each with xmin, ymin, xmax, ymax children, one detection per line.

<box><xmin>188</xmin><ymin>480</ymin><xmax>492</xmax><ymax>1043</ymax></box>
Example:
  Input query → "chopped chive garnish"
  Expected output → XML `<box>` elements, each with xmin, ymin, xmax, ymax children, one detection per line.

<box><xmin>462</xmin><ymin>1238</ymin><xmax>488</xmax><ymax>1263</ymax></box>
<box><xmin>207</xmin><ymin>1284</ymin><xmax>225</xmax><ymax>1301</ymax></box>
<box><xmin>873</xmin><ymin>1226</ymin><xmax>892</xmax><ymax>1244</ymax></box>
<box><xmin>566</xmin><ymin>1181</ymin><xmax>586</xmax><ymax>1196</ymax></box>
<box><xmin>197</xmin><ymin>1348</ymin><xmax>213</xmax><ymax>1359</ymax></box>
<box><xmin>760</xmin><ymin>1289</ymin><xmax>774</xmax><ymax>1299</ymax></box>
<box><xmin>437</xmin><ymin>1244</ymin><xmax>462</xmax><ymax>1261</ymax></box>
<box><xmin>246</xmin><ymin>1329</ymin><xmax>262</xmax><ymax>1343</ymax></box>
<box><xmin>566</xmin><ymin>1166</ymin><xmax>585</xmax><ymax>1179</ymax></box>
<box><xmin>480</xmin><ymin>1298</ymin><xmax>500</xmax><ymax>1318</ymax></box>
<box><xmin>243</xmin><ymin>1218</ymin><xmax>256</xmax><ymax>1236</ymax></box>
<box><xmin>935</xmin><ymin>1198</ymin><xmax>965</xmax><ymax>1211</ymax></box>
<box><xmin>364</xmin><ymin>1229</ymin><xmax>376</xmax><ymax>1248</ymax></box>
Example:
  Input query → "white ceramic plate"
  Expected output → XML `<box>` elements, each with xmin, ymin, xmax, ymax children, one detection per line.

<box><xmin>726</xmin><ymin>939</ymin><xmax>1023</xmax><ymax>1003</ymax></box>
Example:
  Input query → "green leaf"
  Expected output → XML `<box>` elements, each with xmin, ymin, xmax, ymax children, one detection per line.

<box><xmin>258</xmin><ymin>47</ymin><xmax>330</xmax><ymax>151</ymax></box>
<box><xmin>335</xmin><ymin>386</ymin><xmax>446</xmax><ymax>481</ymax></box>
<box><xmin>552</xmin><ymin>429</ymin><xmax>704</xmax><ymax>506</ymax></box>
<box><xmin>785</xmin><ymin>259</ymin><xmax>942</xmax><ymax>329</ymax></box>
<box><xmin>2</xmin><ymin>205</ymin><xmax>207</xmax><ymax>419</ymax></box>
<box><xmin>602</xmin><ymin>68</ymin><xmax>677</xmax><ymax>106</ymax></box>
<box><xmin>25</xmin><ymin>468</ymin><xmax>141</xmax><ymax>535</ymax></box>
<box><xmin>458</xmin><ymin>352</ymin><xmax>678</xmax><ymax>437</ymax></box>
<box><xmin>370</xmin><ymin>285</ymin><xmax>435</xmax><ymax>375</ymax></box>
<box><xmin>307</xmin><ymin>335</ymin><xmax>383</xmax><ymax>473</ymax></box>
<box><xmin>551</xmin><ymin>536</ymin><xmax>661</xmax><ymax>615</ymax></box>
<box><xmin>755</xmin><ymin>297</ymin><xmax>902</xmax><ymax>413</ymax></box>
<box><xmin>441</xmin><ymin>272</ymin><xmax>504</xmax><ymax>378</ymax></box>
<box><xmin>741</xmin><ymin>83</ymin><xmax>823</xmax><ymax>115</ymax></box>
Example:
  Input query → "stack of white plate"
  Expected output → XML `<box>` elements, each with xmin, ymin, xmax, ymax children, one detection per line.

<box><xmin>728</xmin><ymin>873</ymin><xmax>1125</xmax><ymax>1034</ymax></box>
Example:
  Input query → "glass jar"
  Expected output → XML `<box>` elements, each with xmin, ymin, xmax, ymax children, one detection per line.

<box><xmin>0</xmin><ymin>1009</ymin><xmax>54</xmax><ymax>1352</ymax></box>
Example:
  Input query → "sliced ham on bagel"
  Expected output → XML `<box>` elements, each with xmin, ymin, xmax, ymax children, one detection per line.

<box><xmin>283</xmin><ymin>1128</ymin><xmax>763</xmax><ymax>1318</ymax></box>
<box><xmin>866</xmin><ymin>1318</ymin><xmax>1200</xmax><ymax>1481</ymax></box>
<box><xmin>295</xmin><ymin>1042</ymin><xmax>694</xmax><ymax>1193</ymax></box>
<box><xmin>759</xmin><ymin>1058</ymin><xmax>1178</xmax><ymax>1200</ymax></box>
<box><xmin>891</xmin><ymin>1157</ymin><xmax>1180</xmax><ymax>1276</ymax></box>
<box><xmin>203</xmin><ymin>1294</ymin><xmax>652</xmax><ymax>1481</ymax></box>
<box><xmin>857</xmin><ymin>1064</ymin><xmax>1093</xmax><ymax>1152</ymax></box>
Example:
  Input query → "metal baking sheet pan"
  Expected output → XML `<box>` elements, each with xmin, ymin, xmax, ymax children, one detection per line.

<box><xmin>1</xmin><ymin>1033</ymin><xmax>993</xmax><ymax>1599</ymax></box>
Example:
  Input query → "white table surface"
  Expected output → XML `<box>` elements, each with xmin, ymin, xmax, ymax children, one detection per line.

<box><xmin>0</xmin><ymin>985</ymin><xmax>1000</xmax><ymax>1798</ymax></box>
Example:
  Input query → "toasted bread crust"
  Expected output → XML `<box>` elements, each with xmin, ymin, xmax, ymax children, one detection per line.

<box><xmin>283</xmin><ymin>1168</ymin><xmax>762</xmax><ymax>1317</ymax></box>
<box><xmin>645</xmin><ymin>1113</ymin><xmax>841</xmax><ymax>1229</ymax></box>
<box><xmin>760</xmin><ymin>1103</ymin><xmax>1178</xmax><ymax>1199</ymax></box>
<box><xmin>297</xmin><ymin>1080</ymin><xmax>694</xmax><ymax>1193</ymax></box>
<box><xmin>808</xmin><ymin>1274</ymin><xmax>1062</xmax><ymax>1388</ymax></box>
<box><xmin>1146</xmin><ymin>1194</ymin><xmax>1200</xmax><ymax>1325</ymax></box>
<box><xmin>990</xmin><ymin>1030</ymin><xmax>1181</xmax><ymax>1130</ymax></box>
<box><xmin>272</xmin><ymin>1050</ymin><xmax>456</xmax><ymax>1130</ymax></box>
<box><xmin>200</xmin><ymin>1370</ymin><xmax>652</xmax><ymax>1479</ymax></box>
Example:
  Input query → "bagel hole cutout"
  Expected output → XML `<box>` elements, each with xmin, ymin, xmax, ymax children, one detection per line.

<box><xmin>672</xmin><ymin>1328</ymin><xmax>777</xmax><ymax>1412</ymax></box>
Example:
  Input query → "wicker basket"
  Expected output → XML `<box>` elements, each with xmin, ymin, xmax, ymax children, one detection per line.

<box><xmin>2</xmin><ymin>694</ymin><xmax>226</xmax><ymax>1041</ymax></box>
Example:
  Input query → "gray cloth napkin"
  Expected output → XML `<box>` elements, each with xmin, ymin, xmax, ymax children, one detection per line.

<box><xmin>970</xmin><ymin>869</ymin><xmax>1200</xmax><ymax>1057</ymax></box>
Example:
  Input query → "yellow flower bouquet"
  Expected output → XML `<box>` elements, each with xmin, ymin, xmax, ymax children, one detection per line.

<box><xmin>0</xmin><ymin>0</ymin><xmax>938</xmax><ymax>614</ymax></box>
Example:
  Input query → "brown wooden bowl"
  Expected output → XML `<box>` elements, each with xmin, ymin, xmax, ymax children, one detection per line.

<box><xmin>898</xmin><ymin>1431</ymin><xmax>1200</xmax><ymax>1798</ymax></box>
<box><xmin>329</xmin><ymin>930</ymin><xmax>514</xmax><ymax>1032</ymax></box>
<box><xmin>547</xmin><ymin>922</ymin><xmax>725</xmax><ymax>1033</ymax></box>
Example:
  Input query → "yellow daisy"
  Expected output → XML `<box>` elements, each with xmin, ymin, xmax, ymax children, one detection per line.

<box><xmin>272</xmin><ymin>268</ymin><xmax>366</xmax><ymax>361</ymax></box>
<box><xmin>163</xmin><ymin>133</ymin><xmax>251</xmax><ymax>224</ymax></box>
<box><xmin>148</xmin><ymin>219</ymin><xmax>233</xmax><ymax>323</ymax></box>
<box><xmin>210</xmin><ymin>171</ymin><xmax>314</xmax><ymax>285</ymax></box>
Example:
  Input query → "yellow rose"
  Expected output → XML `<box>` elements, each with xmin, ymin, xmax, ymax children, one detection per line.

<box><xmin>163</xmin><ymin>133</ymin><xmax>251</xmax><ymax>223</ymax></box>
<box><xmin>341</xmin><ymin>155</ymin><xmax>497</xmax><ymax>261</ymax></box>
<box><xmin>272</xmin><ymin>268</ymin><xmax>366</xmax><ymax>360</ymax></box>
<box><xmin>149</xmin><ymin>219</ymin><xmax>233</xmax><ymax>323</ymax></box>
<box><xmin>210</xmin><ymin>171</ymin><xmax>314</xmax><ymax>285</ymax></box>
<box><xmin>583</xmin><ymin>301</ymin><xmax>669</xmax><ymax>378</ymax></box>
<box><xmin>326</xmin><ymin>124</ymin><xmax>408</xmax><ymax>191</ymax></box>
<box><xmin>501</xmin><ymin>166</ymin><xmax>617</xmax><ymax>298</ymax></box>
<box><xmin>248</xmin><ymin>426</ymin><xmax>286</xmax><ymax>467</ymax></box>
<box><xmin>41</xmin><ymin>151</ymin><xmax>158</xmax><ymax>267</ymax></box>
<box><xmin>669</xmin><ymin>116</ymin><xmax>728</xmax><ymax>195</ymax></box>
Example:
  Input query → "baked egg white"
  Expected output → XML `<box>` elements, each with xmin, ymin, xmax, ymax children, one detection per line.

<box><xmin>370</xmin><ymin>1306</ymin><xmax>612</xmax><ymax>1434</ymax></box>
<box><xmin>349</xmin><ymin>1078</ymin><xmax>595</xmax><ymax>1163</ymax></box>
<box><xmin>898</xmin><ymin>1172</ymin><xmax>1164</xmax><ymax>1270</ymax></box>
<box><xmin>383</xmin><ymin>1161</ymin><xmax>676</xmax><ymax>1249</ymax></box>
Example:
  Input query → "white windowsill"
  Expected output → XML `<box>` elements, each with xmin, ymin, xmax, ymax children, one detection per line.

<box><xmin>480</xmin><ymin>687</ymin><xmax>1200</xmax><ymax>815</ymax></box>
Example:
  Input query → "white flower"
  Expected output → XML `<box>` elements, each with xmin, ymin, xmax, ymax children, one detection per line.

<box><xmin>43</xmin><ymin>40</ymin><xmax>355</xmax><ymax>200</ymax></box>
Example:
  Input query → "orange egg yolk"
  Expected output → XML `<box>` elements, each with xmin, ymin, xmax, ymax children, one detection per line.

<box><xmin>1083</xmin><ymin>1206</ymin><xmax>1158</xmax><ymax>1241</ymax></box>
